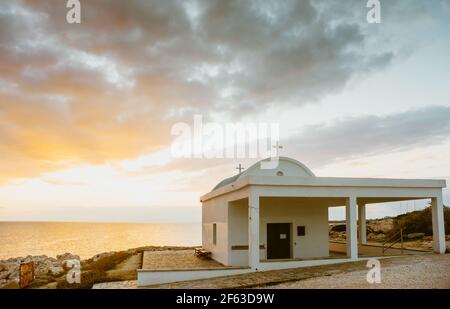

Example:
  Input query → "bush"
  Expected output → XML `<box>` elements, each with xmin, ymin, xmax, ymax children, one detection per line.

<box><xmin>57</xmin><ymin>269</ymin><xmax>107</xmax><ymax>289</ymax></box>
<box><xmin>330</xmin><ymin>224</ymin><xmax>346</xmax><ymax>232</ymax></box>
<box><xmin>389</xmin><ymin>205</ymin><xmax>450</xmax><ymax>237</ymax></box>
<box><xmin>56</xmin><ymin>251</ymin><xmax>132</xmax><ymax>289</ymax></box>
<box><xmin>82</xmin><ymin>251</ymin><xmax>131</xmax><ymax>271</ymax></box>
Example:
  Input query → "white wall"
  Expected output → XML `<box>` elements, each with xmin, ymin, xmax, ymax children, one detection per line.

<box><xmin>260</xmin><ymin>197</ymin><xmax>329</xmax><ymax>260</ymax></box>
<box><xmin>228</xmin><ymin>199</ymin><xmax>257</xmax><ymax>266</ymax></box>
<box><xmin>202</xmin><ymin>194</ymin><xmax>230</xmax><ymax>265</ymax></box>
<box><xmin>227</xmin><ymin>196</ymin><xmax>330</xmax><ymax>266</ymax></box>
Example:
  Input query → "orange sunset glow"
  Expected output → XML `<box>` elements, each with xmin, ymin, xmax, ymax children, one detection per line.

<box><xmin>0</xmin><ymin>0</ymin><xmax>449</xmax><ymax>224</ymax></box>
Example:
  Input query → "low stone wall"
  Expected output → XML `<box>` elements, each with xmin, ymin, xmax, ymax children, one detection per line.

<box><xmin>258</xmin><ymin>257</ymin><xmax>353</xmax><ymax>272</ymax></box>
<box><xmin>137</xmin><ymin>267</ymin><xmax>252</xmax><ymax>287</ymax></box>
<box><xmin>329</xmin><ymin>241</ymin><xmax>430</xmax><ymax>256</ymax></box>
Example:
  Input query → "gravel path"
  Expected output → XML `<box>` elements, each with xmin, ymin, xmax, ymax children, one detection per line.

<box><xmin>265</xmin><ymin>254</ymin><xmax>450</xmax><ymax>289</ymax></box>
<box><xmin>105</xmin><ymin>252</ymin><xmax>142</xmax><ymax>280</ymax></box>
<box><xmin>93</xmin><ymin>254</ymin><xmax>450</xmax><ymax>289</ymax></box>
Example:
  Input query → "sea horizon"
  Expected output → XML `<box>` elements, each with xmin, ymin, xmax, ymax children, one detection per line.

<box><xmin>0</xmin><ymin>220</ymin><xmax>201</xmax><ymax>224</ymax></box>
<box><xmin>0</xmin><ymin>221</ymin><xmax>202</xmax><ymax>260</ymax></box>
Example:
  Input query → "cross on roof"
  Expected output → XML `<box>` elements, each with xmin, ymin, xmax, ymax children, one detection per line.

<box><xmin>236</xmin><ymin>163</ymin><xmax>245</xmax><ymax>174</ymax></box>
<box><xmin>273</xmin><ymin>141</ymin><xmax>283</xmax><ymax>156</ymax></box>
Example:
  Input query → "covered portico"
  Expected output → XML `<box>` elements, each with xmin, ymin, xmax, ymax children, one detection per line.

<box><xmin>246</xmin><ymin>177</ymin><xmax>446</xmax><ymax>270</ymax></box>
<box><xmin>200</xmin><ymin>157</ymin><xmax>446</xmax><ymax>271</ymax></box>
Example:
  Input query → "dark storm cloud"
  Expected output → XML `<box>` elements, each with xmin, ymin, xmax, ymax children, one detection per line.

<box><xmin>0</xmin><ymin>0</ymin><xmax>446</xmax><ymax>182</ymax></box>
<box><xmin>1</xmin><ymin>0</ymin><xmax>394</xmax><ymax>112</ymax></box>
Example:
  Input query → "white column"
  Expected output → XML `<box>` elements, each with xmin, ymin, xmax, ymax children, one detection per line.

<box><xmin>248</xmin><ymin>193</ymin><xmax>260</xmax><ymax>270</ymax></box>
<box><xmin>346</xmin><ymin>196</ymin><xmax>358</xmax><ymax>260</ymax></box>
<box><xmin>431</xmin><ymin>195</ymin><xmax>446</xmax><ymax>254</ymax></box>
<box><xmin>358</xmin><ymin>204</ymin><xmax>367</xmax><ymax>245</ymax></box>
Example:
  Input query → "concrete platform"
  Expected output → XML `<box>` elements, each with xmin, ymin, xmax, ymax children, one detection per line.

<box><xmin>141</xmin><ymin>249</ymin><xmax>225</xmax><ymax>270</ymax></box>
<box><xmin>138</xmin><ymin>249</ymin><xmax>250</xmax><ymax>286</ymax></box>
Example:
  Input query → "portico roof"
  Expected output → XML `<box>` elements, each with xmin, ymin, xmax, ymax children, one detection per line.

<box><xmin>201</xmin><ymin>157</ymin><xmax>446</xmax><ymax>202</ymax></box>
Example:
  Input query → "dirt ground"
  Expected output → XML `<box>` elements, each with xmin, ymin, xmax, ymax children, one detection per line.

<box><xmin>105</xmin><ymin>252</ymin><xmax>142</xmax><ymax>281</ymax></box>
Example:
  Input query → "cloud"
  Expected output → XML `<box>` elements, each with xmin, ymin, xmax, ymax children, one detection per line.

<box><xmin>116</xmin><ymin>106</ymin><xmax>450</xmax><ymax>192</ymax></box>
<box><xmin>0</xmin><ymin>0</ymin><xmax>447</xmax><ymax>183</ymax></box>
<box><xmin>287</xmin><ymin>106</ymin><xmax>450</xmax><ymax>167</ymax></box>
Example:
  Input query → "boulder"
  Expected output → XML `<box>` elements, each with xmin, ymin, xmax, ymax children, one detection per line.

<box><xmin>0</xmin><ymin>280</ymin><xmax>19</xmax><ymax>289</ymax></box>
<box><xmin>0</xmin><ymin>271</ymin><xmax>9</xmax><ymax>280</ymax></box>
<box><xmin>57</xmin><ymin>253</ymin><xmax>80</xmax><ymax>262</ymax></box>
<box><xmin>367</xmin><ymin>218</ymin><xmax>393</xmax><ymax>234</ymax></box>
<box><xmin>8</xmin><ymin>268</ymin><xmax>19</xmax><ymax>280</ymax></box>
<box><xmin>49</xmin><ymin>266</ymin><xmax>64</xmax><ymax>276</ymax></box>
<box><xmin>5</xmin><ymin>257</ymin><xmax>23</xmax><ymax>263</ymax></box>
<box><xmin>23</xmin><ymin>255</ymin><xmax>34</xmax><ymax>263</ymax></box>
<box><xmin>35</xmin><ymin>260</ymin><xmax>53</xmax><ymax>276</ymax></box>
<box><xmin>0</xmin><ymin>263</ymin><xmax>19</xmax><ymax>276</ymax></box>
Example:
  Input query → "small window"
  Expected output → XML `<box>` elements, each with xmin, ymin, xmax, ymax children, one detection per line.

<box><xmin>213</xmin><ymin>223</ymin><xmax>217</xmax><ymax>245</ymax></box>
<box><xmin>276</xmin><ymin>171</ymin><xmax>284</xmax><ymax>176</ymax></box>
<box><xmin>297</xmin><ymin>226</ymin><xmax>306</xmax><ymax>236</ymax></box>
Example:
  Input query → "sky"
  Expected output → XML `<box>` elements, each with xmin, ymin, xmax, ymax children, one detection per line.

<box><xmin>0</xmin><ymin>0</ymin><xmax>449</xmax><ymax>222</ymax></box>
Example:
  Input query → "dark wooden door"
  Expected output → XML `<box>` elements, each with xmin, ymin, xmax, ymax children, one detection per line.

<box><xmin>267</xmin><ymin>223</ymin><xmax>291</xmax><ymax>259</ymax></box>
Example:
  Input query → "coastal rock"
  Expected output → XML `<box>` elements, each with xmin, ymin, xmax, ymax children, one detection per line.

<box><xmin>4</xmin><ymin>257</ymin><xmax>21</xmax><ymax>263</ymax></box>
<box><xmin>0</xmin><ymin>263</ymin><xmax>19</xmax><ymax>275</ymax></box>
<box><xmin>0</xmin><ymin>263</ymin><xmax>19</xmax><ymax>288</ymax></box>
<box><xmin>8</xmin><ymin>269</ymin><xmax>19</xmax><ymax>280</ymax></box>
<box><xmin>49</xmin><ymin>266</ymin><xmax>64</xmax><ymax>276</ymax></box>
<box><xmin>0</xmin><ymin>253</ymin><xmax>82</xmax><ymax>289</ymax></box>
<box><xmin>0</xmin><ymin>271</ymin><xmax>9</xmax><ymax>280</ymax></box>
<box><xmin>0</xmin><ymin>279</ymin><xmax>19</xmax><ymax>289</ymax></box>
<box><xmin>57</xmin><ymin>253</ymin><xmax>80</xmax><ymax>262</ymax></box>
<box><xmin>367</xmin><ymin>218</ymin><xmax>394</xmax><ymax>234</ymax></box>
<box><xmin>35</xmin><ymin>260</ymin><xmax>53</xmax><ymax>276</ymax></box>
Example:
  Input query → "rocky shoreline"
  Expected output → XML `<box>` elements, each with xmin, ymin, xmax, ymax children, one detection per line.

<box><xmin>0</xmin><ymin>252</ymin><xmax>80</xmax><ymax>288</ymax></box>
<box><xmin>0</xmin><ymin>246</ymin><xmax>196</xmax><ymax>289</ymax></box>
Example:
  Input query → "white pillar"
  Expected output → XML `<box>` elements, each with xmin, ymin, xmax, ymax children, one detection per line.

<box><xmin>431</xmin><ymin>195</ymin><xmax>446</xmax><ymax>254</ymax></box>
<box><xmin>248</xmin><ymin>193</ymin><xmax>260</xmax><ymax>270</ymax></box>
<box><xmin>358</xmin><ymin>204</ymin><xmax>367</xmax><ymax>245</ymax></box>
<box><xmin>346</xmin><ymin>196</ymin><xmax>358</xmax><ymax>260</ymax></box>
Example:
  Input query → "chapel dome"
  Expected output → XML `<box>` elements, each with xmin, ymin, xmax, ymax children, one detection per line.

<box><xmin>212</xmin><ymin>157</ymin><xmax>315</xmax><ymax>191</ymax></box>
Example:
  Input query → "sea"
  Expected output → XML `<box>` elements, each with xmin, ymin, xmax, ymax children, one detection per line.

<box><xmin>0</xmin><ymin>221</ymin><xmax>201</xmax><ymax>260</ymax></box>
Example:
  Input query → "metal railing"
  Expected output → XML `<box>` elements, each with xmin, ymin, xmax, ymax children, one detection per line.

<box><xmin>382</xmin><ymin>228</ymin><xmax>404</xmax><ymax>255</ymax></box>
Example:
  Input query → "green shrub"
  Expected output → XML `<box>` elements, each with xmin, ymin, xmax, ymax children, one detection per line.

<box><xmin>389</xmin><ymin>205</ymin><xmax>450</xmax><ymax>237</ymax></box>
<box><xmin>56</xmin><ymin>251</ymin><xmax>132</xmax><ymax>289</ymax></box>
<box><xmin>83</xmin><ymin>251</ymin><xmax>131</xmax><ymax>271</ymax></box>
<box><xmin>56</xmin><ymin>269</ymin><xmax>107</xmax><ymax>289</ymax></box>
